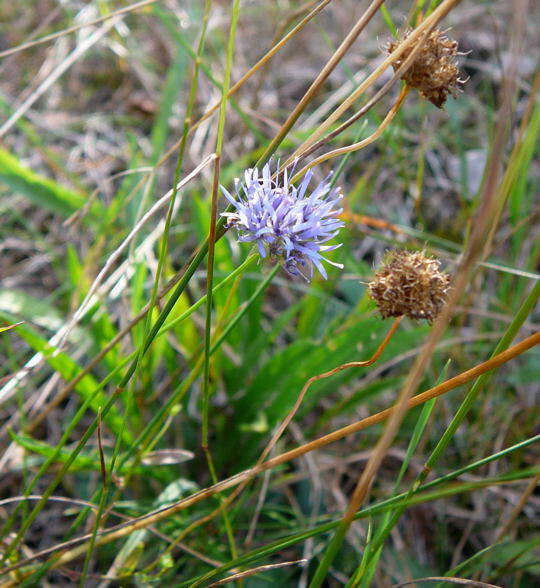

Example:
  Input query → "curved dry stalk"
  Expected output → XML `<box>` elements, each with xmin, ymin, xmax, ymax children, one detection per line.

<box><xmin>2</xmin><ymin>331</ymin><xmax>537</xmax><ymax>579</ymax></box>
<box><xmin>294</xmin><ymin>15</ymin><xmax>441</xmax><ymax>166</ymax></box>
<box><xmin>263</xmin><ymin>332</ymin><xmax>539</xmax><ymax>476</ymax></box>
<box><xmin>291</xmin><ymin>87</ymin><xmax>409</xmax><ymax>183</ymax></box>
<box><xmin>258</xmin><ymin>316</ymin><xmax>402</xmax><ymax>465</ymax></box>
<box><xmin>285</xmin><ymin>0</ymin><xmax>463</xmax><ymax>166</ymax></box>
<box><xmin>266</xmin><ymin>10</ymin><xmax>431</xmax><ymax>171</ymax></box>
<box><xmin>257</xmin><ymin>0</ymin><xmax>386</xmax><ymax>165</ymax></box>
<box><xmin>145</xmin><ymin>317</ymin><xmax>402</xmax><ymax>566</ymax></box>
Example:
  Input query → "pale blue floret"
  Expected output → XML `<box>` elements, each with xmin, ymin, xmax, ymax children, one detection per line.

<box><xmin>221</xmin><ymin>161</ymin><xmax>344</xmax><ymax>280</ymax></box>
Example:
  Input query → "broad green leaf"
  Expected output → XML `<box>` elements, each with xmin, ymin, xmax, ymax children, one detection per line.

<box><xmin>0</xmin><ymin>147</ymin><xmax>101</xmax><ymax>219</ymax></box>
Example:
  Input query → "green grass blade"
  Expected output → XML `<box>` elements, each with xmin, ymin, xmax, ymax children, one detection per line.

<box><xmin>0</xmin><ymin>147</ymin><xmax>100</xmax><ymax>220</ymax></box>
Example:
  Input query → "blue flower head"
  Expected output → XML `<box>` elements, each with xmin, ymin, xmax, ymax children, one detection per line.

<box><xmin>221</xmin><ymin>161</ymin><xmax>344</xmax><ymax>281</ymax></box>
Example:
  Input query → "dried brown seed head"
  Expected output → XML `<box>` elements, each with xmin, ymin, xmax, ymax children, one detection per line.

<box><xmin>368</xmin><ymin>250</ymin><xmax>451</xmax><ymax>322</ymax></box>
<box><xmin>386</xmin><ymin>28</ymin><xmax>466</xmax><ymax>108</ymax></box>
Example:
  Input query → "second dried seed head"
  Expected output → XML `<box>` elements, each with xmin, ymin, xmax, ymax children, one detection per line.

<box><xmin>386</xmin><ymin>28</ymin><xmax>466</xmax><ymax>108</ymax></box>
<box><xmin>368</xmin><ymin>250</ymin><xmax>451</xmax><ymax>322</ymax></box>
